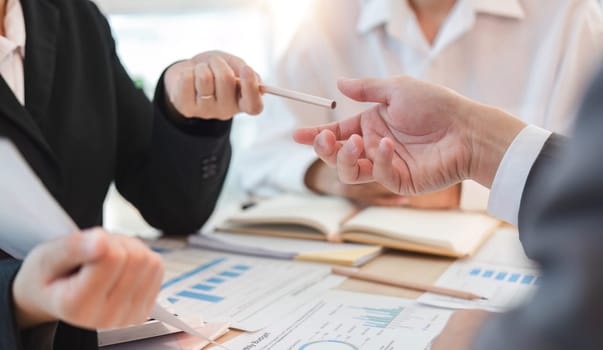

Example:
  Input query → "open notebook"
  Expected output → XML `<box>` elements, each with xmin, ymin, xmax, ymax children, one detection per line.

<box><xmin>216</xmin><ymin>194</ymin><xmax>500</xmax><ymax>258</ymax></box>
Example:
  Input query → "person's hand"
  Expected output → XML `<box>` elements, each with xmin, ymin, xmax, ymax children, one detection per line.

<box><xmin>431</xmin><ymin>310</ymin><xmax>493</xmax><ymax>350</ymax></box>
<box><xmin>305</xmin><ymin>160</ymin><xmax>461</xmax><ymax>208</ymax></box>
<box><xmin>164</xmin><ymin>50</ymin><xmax>263</xmax><ymax>120</ymax></box>
<box><xmin>12</xmin><ymin>228</ymin><xmax>164</xmax><ymax>330</ymax></box>
<box><xmin>294</xmin><ymin>77</ymin><xmax>526</xmax><ymax>195</ymax></box>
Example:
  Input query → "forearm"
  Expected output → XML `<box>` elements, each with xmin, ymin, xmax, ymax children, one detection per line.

<box><xmin>467</xmin><ymin>103</ymin><xmax>526</xmax><ymax>188</ymax></box>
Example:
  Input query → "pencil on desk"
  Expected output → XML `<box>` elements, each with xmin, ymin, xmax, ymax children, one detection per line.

<box><xmin>332</xmin><ymin>267</ymin><xmax>487</xmax><ymax>301</ymax></box>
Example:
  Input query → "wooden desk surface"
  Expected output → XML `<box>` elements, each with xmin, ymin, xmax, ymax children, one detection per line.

<box><xmin>336</xmin><ymin>250</ymin><xmax>454</xmax><ymax>299</ymax></box>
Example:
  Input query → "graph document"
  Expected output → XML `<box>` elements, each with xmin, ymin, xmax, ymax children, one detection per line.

<box><xmin>158</xmin><ymin>249</ymin><xmax>344</xmax><ymax>331</ymax></box>
<box><xmin>224</xmin><ymin>290</ymin><xmax>453</xmax><ymax>350</ymax></box>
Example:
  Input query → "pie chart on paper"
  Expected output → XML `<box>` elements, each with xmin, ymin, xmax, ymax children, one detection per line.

<box><xmin>298</xmin><ymin>340</ymin><xmax>359</xmax><ymax>350</ymax></box>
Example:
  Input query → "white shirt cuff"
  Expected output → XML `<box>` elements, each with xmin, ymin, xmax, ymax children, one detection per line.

<box><xmin>488</xmin><ymin>125</ymin><xmax>552</xmax><ymax>225</ymax></box>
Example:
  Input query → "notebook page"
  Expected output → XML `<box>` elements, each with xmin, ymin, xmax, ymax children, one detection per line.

<box><xmin>342</xmin><ymin>207</ymin><xmax>499</xmax><ymax>255</ymax></box>
<box><xmin>226</xmin><ymin>194</ymin><xmax>357</xmax><ymax>238</ymax></box>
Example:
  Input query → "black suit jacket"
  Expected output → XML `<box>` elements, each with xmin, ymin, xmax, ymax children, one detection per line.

<box><xmin>472</xmin><ymin>68</ymin><xmax>603</xmax><ymax>348</ymax></box>
<box><xmin>0</xmin><ymin>0</ymin><xmax>232</xmax><ymax>348</ymax></box>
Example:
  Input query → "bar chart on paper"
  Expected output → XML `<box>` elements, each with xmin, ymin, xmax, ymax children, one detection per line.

<box><xmin>224</xmin><ymin>290</ymin><xmax>454</xmax><ymax>350</ymax></box>
<box><xmin>418</xmin><ymin>261</ymin><xmax>540</xmax><ymax>312</ymax></box>
<box><xmin>162</xmin><ymin>258</ymin><xmax>251</xmax><ymax>305</ymax></box>
<box><xmin>158</xmin><ymin>249</ymin><xmax>344</xmax><ymax>331</ymax></box>
<box><xmin>350</xmin><ymin>305</ymin><xmax>403</xmax><ymax>328</ymax></box>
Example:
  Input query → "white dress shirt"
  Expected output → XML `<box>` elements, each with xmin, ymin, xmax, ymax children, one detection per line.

<box><xmin>239</xmin><ymin>0</ymin><xmax>603</xmax><ymax>211</ymax></box>
<box><xmin>0</xmin><ymin>0</ymin><xmax>25</xmax><ymax>105</ymax></box>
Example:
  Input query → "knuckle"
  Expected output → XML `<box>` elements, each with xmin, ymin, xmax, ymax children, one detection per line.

<box><xmin>199</xmin><ymin>69</ymin><xmax>213</xmax><ymax>86</ymax></box>
<box><xmin>248</xmin><ymin>100</ymin><xmax>263</xmax><ymax>115</ymax></box>
<box><xmin>148</xmin><ymin>253</ymin><xmax>164</xmax><ymax>272</ymax></box>
<box><xmin>178</xmin><ymin>70</ymin><xmax>191</xmax><ymax>85</ymax></box>
<box><xmin>106</xmin><ymin>244</ymin><xmax>126</xmax><ymax>265</ymax></box>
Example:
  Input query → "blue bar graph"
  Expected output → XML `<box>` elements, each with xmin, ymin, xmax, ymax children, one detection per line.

<box><xmin>233</xmin><ymin>265</ymin><xmax>251</xmax><ymax>271</ymax></box>
<box><xmin>350</xmin><ymin>306</ymin><xmax>403</xmax><ymax>329</ymax></box>
<box><xmin>192</xmin><ymin>284</ymin><xmax>215</xmax><ymax>291</ymax></box>
<box><xmin>167</xmin><ymin>297</ymin><xmax>179</xmax><ymax>304</ymax></box>
<box><xmin>206</xmin><ymin>277</ymin><xmax>225</xmax><ymax>284</ymax></box>
<box><xmin>470</xmin><ymin>268</ymin><xmax>481</xmax><ymax>276</ymax></box>
<box><xmin>161</xmin><ymin>258</ymin><xmax>227</xmax><ymax>289</ymax></box>
<box><xmin>521</xmin><ymin>275</ymin><xmax>535</xmax><ymax>285</ymax></box>
<box><xmin>495</xmin><ymin>272</ymin><xmax>507</xmax><ymax>280</ymax></box>
<box><xmin>220</xmin><ymin>271</ymin><xmax>241</xmax><ymax>278</ymax></box>
<box><xmin>508</xmin><ymin>273</ymin><xmax>521</xmax><ymax>283</ymax></box>
<box><xmin>177</xmin><ymin>290</ymin><xmax>224</xmax><ymax>303</ymax></box>
<box><xmin>467</xmin><ymin>266</ymin><xmax>539</xmax><ymax>286</ymax></box>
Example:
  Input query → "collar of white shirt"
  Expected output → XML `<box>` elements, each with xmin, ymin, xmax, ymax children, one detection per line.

<box><xmin>0</xmin><ymin>0</ymin><xmax>26</xmax><ymax>59</ymax></box>
<box><xmin>357</xmin><ymin>0</ymin><xmax>525</xmax><ymax>53</ymax></box>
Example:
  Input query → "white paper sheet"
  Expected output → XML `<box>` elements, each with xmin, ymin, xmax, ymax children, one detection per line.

<box><xmin>418</xmin><ymin>261</ymin><xmax>539</xmax><ymax>312</ymax></box>
<box><xmin>0</xmin><ymin>139</ymin><xmax>78</xmax><ymax>258</ymax></box>
<box><xmin>159</xmin><ymin>249</ymin><xmax>345</xmax><ymax>332</ymax></box>
<box><xmin>471</xmin><ymin>227</ymin><xmax>536</xmax><ymax>269</ymax></box>
<box><xmin>224</xmin><ymin>290</ymin><xmax>453</xmax><ymax>350</ymax></box>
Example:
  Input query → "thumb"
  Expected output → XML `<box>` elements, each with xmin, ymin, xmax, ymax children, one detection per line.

<box><xmin>36</xmin><ymin>229</ymin><xmax>107</xmax><ymax>281</ymax></box>
<box><xmin>337</xmin><ymin>77</ymin><xmax>391</xmax><ymax>104</ymax></box>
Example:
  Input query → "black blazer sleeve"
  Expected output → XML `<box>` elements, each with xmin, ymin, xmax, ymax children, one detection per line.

<box><xmin>516</xmin><ymin>132</ymin><xmax>567</xmax><ymax>258</ymax></box>
<box><xmin>88</xmin><ymin>5</ymin><xmax>232</xmax><ymax>234</ymax></box>
<box><xmin>472</xmin><ymin>67</ymin><xmax>603</xmax><ymax>349</ymax></box>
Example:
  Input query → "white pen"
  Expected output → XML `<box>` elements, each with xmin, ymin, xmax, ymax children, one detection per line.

<box><xmin>260</xmin><ymin>83</ymin><xmax>337</xmax><ymax>109</ymax></box>
<box><xmin>234</xmin><ymin>78</ymin><xmax>336</xmax><ymax>109</ymax></box>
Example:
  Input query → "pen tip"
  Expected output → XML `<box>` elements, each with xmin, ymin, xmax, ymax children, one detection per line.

<box><xmin>480</xmin><ymin>296</ymin><xmax>488</xmax><ymax>300</ymax></box>
<box><xmin>331</xmin><ymin>101</ymin><xmax>337</xmax><ymax>109</ymax></box>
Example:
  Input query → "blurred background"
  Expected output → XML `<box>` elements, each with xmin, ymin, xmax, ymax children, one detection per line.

<box><xmin>95</xmin><ymin>0</ymin><xmax>315</xmax><ymax>237</ymax></box>
<box><xmin>96</xmin><ymin>0</ymin><xmax>603</xmax><ymax>237</ymax></box>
